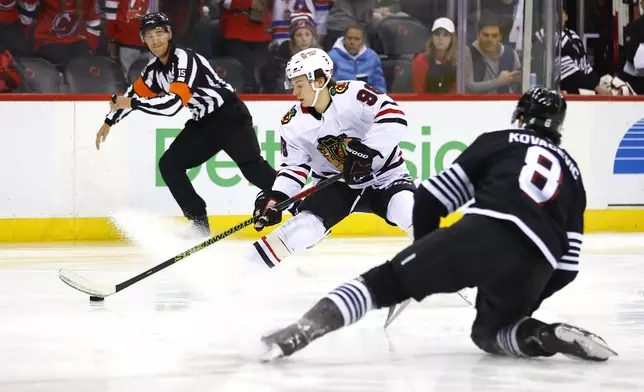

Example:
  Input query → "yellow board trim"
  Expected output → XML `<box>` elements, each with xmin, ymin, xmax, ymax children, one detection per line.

<box><xmin>1</xmin><ymin>210</ymin><xmax>643</xmax><ymax>243</ymax></box>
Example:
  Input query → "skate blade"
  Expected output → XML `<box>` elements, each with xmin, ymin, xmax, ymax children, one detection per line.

<box><xmin>258</xmin><ymin>342</ymin><xmax>285</xmax><ymax>363</ymax></box>
<box><xmin>555</xmin><ymin>325</ymin><xmax>618</xmax><ymax>361</ymax></box>
<box><xmin>457</xmin><ymin>287</ymin><xmax>475</xmax><ymax>306</ymax></box>
<box><xmin>384</xmin><ymin>299</ymin><xmax>411</xmax><ymax>328</ymax></box>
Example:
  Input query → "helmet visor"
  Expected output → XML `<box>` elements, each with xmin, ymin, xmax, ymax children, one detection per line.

<box><xmin>284</xmin><ymin>72</ymin><xmax>294</xmax><ymax>90</ymax></box>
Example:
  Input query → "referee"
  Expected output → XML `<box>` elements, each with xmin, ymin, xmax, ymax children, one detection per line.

<box><xmin>96</xmin><ymin>13</ymin><xmax>276</xmax><ymax>238</ymax></box>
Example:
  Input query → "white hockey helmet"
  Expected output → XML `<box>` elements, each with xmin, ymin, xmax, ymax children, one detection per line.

<box><xmin>284</xmin><ymin>48</ymin><xmax>334</xmax><ymax>105</ymax></box>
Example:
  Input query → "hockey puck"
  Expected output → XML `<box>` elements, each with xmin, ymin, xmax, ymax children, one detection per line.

<box><xmin>89</xmin><ymin>296</ymin><xmax>105</xmax><ymax>302</ymax></box>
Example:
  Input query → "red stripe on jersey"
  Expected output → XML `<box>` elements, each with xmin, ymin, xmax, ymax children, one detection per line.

<box><xmin>292</xmin><ymin>170</ymin><xmax>307</xmax><ymax>178</ymax></box>
<box><xmin>261</xmin><ymin>236</ymin><xmax>281</xmax><ymax>262</ymax></box>
<box><xmin>376</xmin><ymin>108</ymin><xmax>405</xmax><ymax>119</ymax></box>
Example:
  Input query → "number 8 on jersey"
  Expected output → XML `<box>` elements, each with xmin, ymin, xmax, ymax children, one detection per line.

<box><xmin>519</xmin><ymin>146</ymin><xmax>562</xmax><ymax>204</ymax></box>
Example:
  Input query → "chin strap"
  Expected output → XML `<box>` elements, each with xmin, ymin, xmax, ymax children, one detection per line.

<box><xmin>310</xmin><ymin>78</ymin><xmax>331</xmax><ymax>107</ymax></box>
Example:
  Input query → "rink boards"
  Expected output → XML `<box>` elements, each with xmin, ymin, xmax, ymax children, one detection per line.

<box><xmin>0</xmin><ymin>95</ymin><xmax>643</xmax><ymax>242</ymax></box>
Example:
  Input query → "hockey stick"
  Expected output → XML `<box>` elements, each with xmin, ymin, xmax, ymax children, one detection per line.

<box><xmin>59</xmin><ymin>173</ymin><xmax>343</xmax><ymax>299</ymax></box>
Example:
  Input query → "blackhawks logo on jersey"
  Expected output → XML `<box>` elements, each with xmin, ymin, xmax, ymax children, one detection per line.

<box><xmin>317</xmin><ymin>134</ymin><xmax>357</xmax><ymax>170</ymax></box>
<box><xmin>281</xmin><ymin>106</ymin><xmax>297</xmax><ymax>125</ymax></box>
<box><xmin>330</xmin><ymin>82</ymin><xmax>350</xmax><ymax>96</ymax></box>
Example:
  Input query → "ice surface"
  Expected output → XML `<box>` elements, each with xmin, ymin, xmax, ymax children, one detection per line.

<box><xmin>0</xmin><ymin>220</ymin><xmax>643</xmax><ymax>391</ymax></box>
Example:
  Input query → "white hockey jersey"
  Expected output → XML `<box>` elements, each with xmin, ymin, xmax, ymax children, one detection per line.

<box><xmin>274</xmin><ymin>80</ymin><xmax>410</xmax><ymax>197</ymax></box>
<box><xmin>271</xmin><ymin>0</ymin><xmax>329</xmax><ymax>43</ymax></box>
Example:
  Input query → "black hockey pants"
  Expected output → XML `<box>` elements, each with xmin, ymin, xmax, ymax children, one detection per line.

<box><xmin>362</xmin><ymin>214</ymin><xmax>555</xmax><ymax>353</ymax></box>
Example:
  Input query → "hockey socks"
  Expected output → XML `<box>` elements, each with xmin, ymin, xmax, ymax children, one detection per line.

<box><xmin>326</xmin><ymin>279</ymin><xmax>373</xmax><ymax>326</ymax></box>
<box><xmin>260</xmin><ymin>279</ymin><xmax>373</xmax><ymax>361</ymax></box>
<box><xmin>495</xmin><ymin>317</ymin><xmax>553</xmax><ymax>357</ymax></box>
<box><xmin>252</xmin><ymin>233</ymin><xmax>291</xmax><ymax>268</ymax></box>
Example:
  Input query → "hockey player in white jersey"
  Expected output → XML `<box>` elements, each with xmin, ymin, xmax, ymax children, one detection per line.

<box><xmin>247</xmin><ymin>48</ymin><xmax>415</xmax><ymax>270</ymax></box>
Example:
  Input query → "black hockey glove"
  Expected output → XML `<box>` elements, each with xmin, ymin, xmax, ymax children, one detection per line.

<box><xmin>412</xmin><ymin>186</ymin><xmax>442</xmax><ymax>241</ymax></box>
<box><xmin>342</xmin><ymin>139</ymin><xmax>383</xmax><ymax>185</ymax></box>
<box><xmin>253</xmin><ymin>190</ymin><xmax>289</xmax><ymax>231</ymax></box>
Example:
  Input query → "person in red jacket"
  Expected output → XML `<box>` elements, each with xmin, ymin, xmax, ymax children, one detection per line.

<box><xmin>411</xmin><ymin>17</ymin><xmax>457</xmax><ymax>94</ymax></box>
<box><xmin>24</xmin><ymin>0</ymin><xmax>101</xmax><ymax>70</ymax></box>
<box><xmin>219</xmin><ymin>0</ymin><xmax>272</xmax><ymax>92</ymax></box>
<box><xmin>0</xmin><ymin>48</ymin><xmax>20</xmax><ymax>92</ymax></box>
<box><xmin>0</xmin><ymin>1</ymin><xmax>37</xmax><ymax>57</ymax></box>
<box><xmin>103</xmin><ymin>0</ymin><xmax>152</xmax><ymax>75</ymax></box>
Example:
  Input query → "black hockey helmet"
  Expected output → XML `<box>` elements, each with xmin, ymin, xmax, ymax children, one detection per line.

<box><xmin>139</xmin><ymin>12</ymin><xmax>172</xmax><ymax>41</ymax></box>
<box><xmin>512</xmin><ymin>86</ymin><xmax>567</xmax><ymax>145</ymax></box>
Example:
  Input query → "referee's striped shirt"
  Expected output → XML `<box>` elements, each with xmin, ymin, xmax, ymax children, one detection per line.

<box><xmin>105</xmin><ymin>45</ymin><xmax>236</xmax><ymax>126</ymax></box>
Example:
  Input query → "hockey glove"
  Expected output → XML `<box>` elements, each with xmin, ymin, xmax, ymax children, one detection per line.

<box><xmin>412</xmin><ymin>186</ymin><xmax>443</xmax><ymax>241</ymax></box>
<box><xmin>342</xmin><ymin>139</ymin><xmax>383</xmax><ymax>185</ymax></box>
<box><xmin>253</xmin><ymin>190</ymin><xmax>289</xmax><ymax>231</ymax></box>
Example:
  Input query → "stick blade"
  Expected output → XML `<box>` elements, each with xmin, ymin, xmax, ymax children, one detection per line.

<box><xmin>58</xmin><ymin>269</ymin><xmax>116</xmax><ymax>298</ymax></box>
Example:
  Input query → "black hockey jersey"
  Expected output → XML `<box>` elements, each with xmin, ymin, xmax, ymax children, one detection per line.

<box><xmin>621</xmin><ymin>16</ymin><xmax>644</xmax><ymax>94</ymax></box>
<box><xmin>419</xmin><ymin>129</ymin><xmax>585</xmax><ymax>273</ymax></box>
<box><xmin>534</xmin><ymin>28</ymin><xmax>599</xmax><ymax>94</ymax></box>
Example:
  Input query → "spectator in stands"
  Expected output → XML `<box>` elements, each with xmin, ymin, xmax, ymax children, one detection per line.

<box><xmin>161</xmin><ymin>0</ymin><xmax>214</xmax><ymax>57</ymax></box>
<box><xmin>412</xmin><ymin>17</ymin><xmax>457</xmax><ymax>94</ymax></box>
<box><xmin>480</xmin><ymin>0</ymin><xmax>523</xmax><ymax>50</ymax></box>
<box><xmin>25</xmin><ymin>0</ymin><xmax>101</xmax><ymax>70</ymax></box>
<box><xmin>202</xmin><ymin>0</ymin><xmax>220</xmax><ymax>19</ymax></box>
<box><xmin>262</xmin><ymin>13</ymin><xmax>320</xmax><ymax>93</ymax></box>
<box><xmin>0</xmin><ymin>48</ymin><xmax>20</xmax><ymax>93</ymax></box>
<box><xmin>219</xmin><ymin>0</ymin><xmax>272</xmax><ymax>93</ymax></box>
<box><xmin>324</xmin><ymin>0</ymin><xmax>374</xmax><ymax>52</ymax></box>
<box><xmin>328</xmin><ymin>24</ymin><xmax>387</xmax><ymax>92</ymax></box>
<box><xmin>201</xmin><ymin>0</ymin><xmax>225</xmax><ymax>57</ymax></box>
<box><xmin>464</xmin><ymin>13</ymin><xmax>521</xmax><ymax>94</ymax></box>
<box><xmin>0</xmin><ymin>1</ymin><xmax>35</xmax><ymax>57</ymax></box>
<box><xmin>271</xmin><ymin>0</ymin><xmax>328</xmax><ymax>50</ymax></box>
<box><xmin>103</xmin><ymin>0</ymin><xmax>153</xmax><ymax>75</ymax></box>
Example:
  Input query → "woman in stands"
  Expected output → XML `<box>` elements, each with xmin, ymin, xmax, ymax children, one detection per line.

<box><xmin>262</xmin><ymin>13</ymin><xmax>321</xmax><ymax>93</ymax></box>
<box><xmin>411</xmin><ymin>17</ymin><xmax>457</xmax><ymax>94</ymax></box>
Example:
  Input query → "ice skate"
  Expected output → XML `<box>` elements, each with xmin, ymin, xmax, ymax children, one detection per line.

<box><xmin>457</xmin><ymin>287</ymin><xmax>476</xmax><ymax>306</ymax></box>
<box><xmin>536</xmin><ymin>323</ymin><xmax>618</xmax><ymax>361</ymax></box>
<box><xmin>259</xmin><ymin>298</ymin><xmax>344</xmax><ymax>362</ymax></box>
<box><xmin>178</xmin><ymin>218</ymin><xmax>211</xmax><ymax>240</ymax></box>
<box><xmin>384</xmin><ymin>299</ymin><xmax>412</xmax><ymax>328</ymax></box>
<box><xmin>259</xmin><ymin>321</ymin><xmax>315</xmax><ymax>362</ymax></box>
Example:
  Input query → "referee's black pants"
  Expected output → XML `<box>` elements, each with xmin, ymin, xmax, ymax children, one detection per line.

<box><xmin>158</xmin><ymin>98</ymin><xmax>276</xmax><ymax>222</ymax></box>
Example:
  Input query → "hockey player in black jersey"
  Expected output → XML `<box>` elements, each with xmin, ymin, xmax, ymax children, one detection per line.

<box><xmin>259</xmin><ymin>86</ymin><xmax>618</xmax><ymax>362</ymax></box>
<box><xmin>95</xmin><ymin>12</ymin><xmax>276</xmax><ymax>237</ymax></box>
